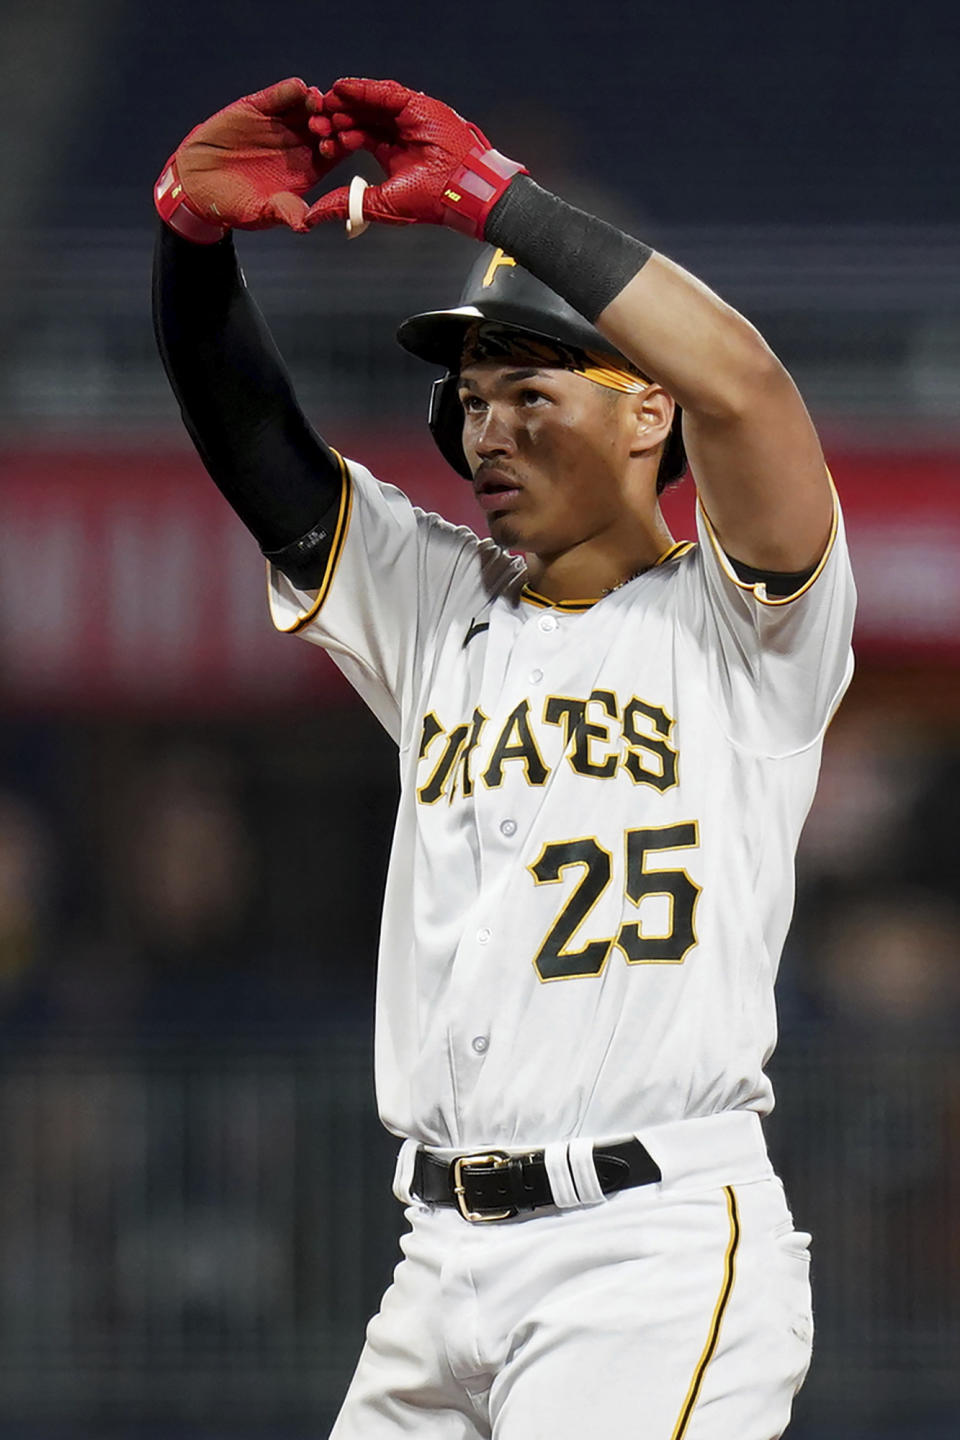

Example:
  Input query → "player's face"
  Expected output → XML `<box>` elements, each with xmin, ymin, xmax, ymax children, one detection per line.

<box><xmin>458</xmin><ymin>362</ymin><xmax>647</xmax><ymax>556</ymax></box>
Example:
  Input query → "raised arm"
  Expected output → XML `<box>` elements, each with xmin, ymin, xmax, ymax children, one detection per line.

<box><xmin>501</xmin><ymin>198</ymin><xmax>832</xmax><ymax>575</ymax></box>
<box><xmin>152</xmin><ymin>78</ymin><xmax>355</xmax><ymax>588</ymax></box>
<box><xmin>306</xmin><ymin>79</ymin><xmax>832</xmax><ymax>576</ymax></box>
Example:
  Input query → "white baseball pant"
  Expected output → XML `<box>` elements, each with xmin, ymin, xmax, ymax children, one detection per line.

<box><xmin>330</xmin><ymin>1114</ymin><xmax>813</xmax><ymax>1440</ymax></box>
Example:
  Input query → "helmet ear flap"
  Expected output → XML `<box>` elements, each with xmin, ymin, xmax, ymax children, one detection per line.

<box><xmin>428</xmin><ymin>375</ymin><xmax>473</xmax><ymax>480</ymax></box>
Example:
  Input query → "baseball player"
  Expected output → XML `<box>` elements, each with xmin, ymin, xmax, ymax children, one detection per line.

<box><xmin>153</xmin><ymin>76</ymin><xmax>856</xmax><ymax>1439</ymax></box>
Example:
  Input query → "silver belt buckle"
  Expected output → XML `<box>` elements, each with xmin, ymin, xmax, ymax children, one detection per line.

<box><xmin>452</xmin><ymin>1151</ymin><xmax>514</xmax><ymax>1222</ymax></box>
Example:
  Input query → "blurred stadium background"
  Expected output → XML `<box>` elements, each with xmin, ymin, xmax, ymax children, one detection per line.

<box><xmin>1</xmin><ymin>2</ymin><xmax>958</xmax><ymax>1437</ymax></box>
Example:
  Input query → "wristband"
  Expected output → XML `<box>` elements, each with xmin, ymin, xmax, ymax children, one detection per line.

<box><xmin>439</xmin><ymin>135</ymin><xmax>527</xmax><ymax>240</ymax></box>
<box><xmin>346</xmin><ymin>175</ymin><xmax>370</xmax><ymax>239</ymax></box>
<box><xmin>154</xmin><ymin>156</ymin><xmax>228</xmax><ymax>246</ymax></box>
<box><xmin>485</xmin><ymin>175</ymin><xmax>652</xmax><ymax>322</ymax></box>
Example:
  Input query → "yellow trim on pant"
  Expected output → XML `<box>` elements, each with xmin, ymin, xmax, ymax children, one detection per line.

<box><xmin>670</xmin><ymin>1185</ymin><xmax>741</xmax><ymax>1440</ymax></box>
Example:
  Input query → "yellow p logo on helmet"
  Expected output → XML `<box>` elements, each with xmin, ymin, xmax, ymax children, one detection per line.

<box><xmin>481</xmin><ymin>249</ymin><xmax>517</xmax><ymax>288</ymax></box>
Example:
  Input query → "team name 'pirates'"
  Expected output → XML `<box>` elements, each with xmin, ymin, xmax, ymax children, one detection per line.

<box><xmin>416</xmin><ymin>691</ymin><xmax>678</xmax><ymax>804</ymax></box>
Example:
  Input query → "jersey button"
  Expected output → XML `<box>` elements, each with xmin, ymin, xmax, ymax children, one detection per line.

<box><xmin>538</xmin><ymin>614</ymin><xmax>558</xmax><ymax>633</ymax></box>
<box><xmin>529</xmin><ymin>668</ymin><xmax>543</xmax><ymax>684</ymax></box>
<box><xmin>471</xmin><ymin>1035</ymin><xmax>489</xmax><ymax>1055</ymax></box>
<box><xmin>477</xmin><ymin>927</ymin><xmax>491</xmax><ymax>944</ymax></box>
<box><xmin>500</xmin><ymin>819</ymin><xmax>517</xmax><ymax>837</ymax></box>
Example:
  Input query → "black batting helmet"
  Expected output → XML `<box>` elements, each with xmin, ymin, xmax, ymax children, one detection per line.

<box><xmin>396</xmin><ymin>246</ymin><xmax>687</xmax><ymax>491</ymax></box>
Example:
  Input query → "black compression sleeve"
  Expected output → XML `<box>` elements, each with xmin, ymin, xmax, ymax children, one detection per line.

<box><xmin>485</xmin><ymin>175</ymin><xmax>653</xmax><ymax>323</ymax></box>
<box><xmin>728</xmin><ymin>555</ymin><xmax>818</xmax><ymax>597</ymax></box>
<box><xmin>152</xmin><ymin>223</ymin><xmax>343</xmax><ymax>585</ymax></box>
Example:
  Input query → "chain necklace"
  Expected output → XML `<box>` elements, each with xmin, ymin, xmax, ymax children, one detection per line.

<box><xmin>600</xmin><ymin>564</ymin><xmax>651</xmax><ymax>597</ymax></box>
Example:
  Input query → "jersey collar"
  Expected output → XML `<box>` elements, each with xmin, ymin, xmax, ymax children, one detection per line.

<box><xmin>519</xmin><ymin>541</ymin><xmax>694</xmax><ymax>612</ymax></box>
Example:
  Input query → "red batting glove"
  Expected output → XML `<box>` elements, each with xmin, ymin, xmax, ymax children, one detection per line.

<box><xmin>304</xmin><ymin>78</ymin><xmax>527</xmax><ymax>237</ymax></box>
<box><xmin>155</xmin><ymin>77</ymin><xmax>358</xmax><ymax>243</ymax></box>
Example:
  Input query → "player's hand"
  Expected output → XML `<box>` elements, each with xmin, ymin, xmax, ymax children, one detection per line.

<box><xmin>304</xmin><ymin>78</ymin><xmax>527</xmax><ymax>238</ymax></box>
<box><xmin>155</xmin><ymin>77</ymin><xmax>358</xmax><ymax>241</ymax></box>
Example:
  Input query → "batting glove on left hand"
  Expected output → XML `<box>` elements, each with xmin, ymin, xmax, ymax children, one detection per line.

<box><xmin>304</xmin><ymin>78</ymin><xmax>527</xmax><ymax>238</ymax></box>
<box><xmin>155</xmin><ymin>77</ymin><xmax>359</xmax><ymax>242</ymax></box>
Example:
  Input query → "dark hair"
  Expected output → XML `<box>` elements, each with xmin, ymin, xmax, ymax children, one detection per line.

<box><xmin>657</xmin><ymin>409</ymin><xmax>687</xmax><ymax>495</ymax></box>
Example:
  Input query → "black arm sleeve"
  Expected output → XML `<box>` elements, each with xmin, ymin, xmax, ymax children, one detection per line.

<box><xmin>728</xmin><ymin>555</ymin><xmax>818</xmax><ymax>597</ymax></box>
<box><xmin>151</xmin><ymin>222</ymin><xmax>343</xmax><ymax>588</ymax></box>
<box><xmin>485</xmin><ymin>175</ymin><xmax>652</xmax><ymax>324</ymax></box>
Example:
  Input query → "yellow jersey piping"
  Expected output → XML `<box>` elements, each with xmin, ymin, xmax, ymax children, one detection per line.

<box><xmin>520</xmin><ymin>587</ymin><xmax>599</xmax><ymax>612</ymax></box>
<box><xmin>271</xmin><ymin>450</ymin><xmax>353</xmax><ymax>634</ymax></box>
<box><xmin>669</xmin><ymin>1185</ymin><xmax>741</xmax><ymax>1440</ymax></box>
<box><xmin>657</xmin><ymin>540</ymin><xmax>695</xmax><ymax>566</ymax></box>
<box><xmin>698</xmin><ymin>470</ymin><xmax>839</xmax><ymax>608</ymax></box>
<box><xmin>519</xmin><ymin>541</ymin><xmax>694</xmax><ymax>612</ymax></box>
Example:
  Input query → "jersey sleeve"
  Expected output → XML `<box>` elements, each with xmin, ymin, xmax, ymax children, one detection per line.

<box><xmin>267</xmin><ymin>454</ymin><xmax>518</xmax><ymax>742</ymax></box>
<box><xmin>682</xmin><ymin>480</ymin><xmax>856</xmax><ymax>756</ymax></box>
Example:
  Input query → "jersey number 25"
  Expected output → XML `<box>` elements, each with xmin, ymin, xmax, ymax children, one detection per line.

<box><xmin>528</xmin><ymin>822</ymin><xmax>700</xmax><ymax>982</ymax></box>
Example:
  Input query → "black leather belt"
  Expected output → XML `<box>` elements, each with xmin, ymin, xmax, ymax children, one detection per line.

<box><xmin>412</xmin><ymin>1139</ymin><xmax>662</xmax><ymax>1222</ymax></box>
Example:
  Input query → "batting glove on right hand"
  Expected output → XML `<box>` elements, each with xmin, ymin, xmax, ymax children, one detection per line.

<box><xmin>304</xmin><ymin>78</ymin><xmax>527</xmax><ymax>238</ymax></box>
<box><xmin>155</xmin><ymin>77</ymin><xmax>359</xmax><ymax>243</ymax></box>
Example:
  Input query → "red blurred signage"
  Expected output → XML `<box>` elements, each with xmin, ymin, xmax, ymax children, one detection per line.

<box><xmin>1</xmin><ymin>442</ymin><xmax>958</xmax><ymax>710</ymax></box>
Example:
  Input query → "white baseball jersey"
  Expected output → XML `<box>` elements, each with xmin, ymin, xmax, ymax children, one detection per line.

<box><xmin>269</xmin><ymin>454</ymin><xmax>855</xmax><ymax>1151</ymax></box>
